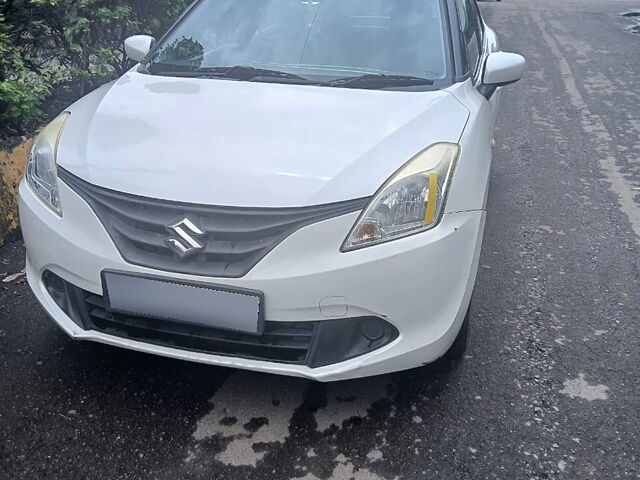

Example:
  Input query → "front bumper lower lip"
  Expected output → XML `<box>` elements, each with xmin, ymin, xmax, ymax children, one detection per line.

<box><xmin>29</xmin><ymin>259</ymin><xmax>403</xmax><ymax>381</ymax></box>
<box><xmin>19</xmin><ymin>177</ymin><xmax>485</xmax><ymax>381</ymax></box>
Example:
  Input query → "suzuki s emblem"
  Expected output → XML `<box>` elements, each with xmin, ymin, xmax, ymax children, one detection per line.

<box><xmin>165</xmin><ymin>218</ymin><xmax>206</xmax><ymax>258</ymax></box>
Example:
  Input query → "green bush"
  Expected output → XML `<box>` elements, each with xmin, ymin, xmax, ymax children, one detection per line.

<box><xmin>0</xmin><ymin>0</ymin><xmax>190</xmax><ymax>135</ymax></box>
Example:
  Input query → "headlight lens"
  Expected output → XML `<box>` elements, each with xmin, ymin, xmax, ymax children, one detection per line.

<box><xmin>26</xmin><ymin>112</ymin><xmax>70</xmax><ymax>215</ymax></box>
<box><xmin>342</xmin><ymin>142</ymin><xmax>460</xmax><ymax>251</ymax></box>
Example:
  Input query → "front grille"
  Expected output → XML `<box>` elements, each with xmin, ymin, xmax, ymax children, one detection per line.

<box><xmin>84</xmin><ymin>293</ymin><xmax>315</xmax><ymax>364</ymax></box>
<box><xmin>59</xmin><ymin>168</ymin><xmax>367</xmax><ymax>278</ymax></box>
<box><xmin>42</xmin><ymin>271</ymin><xmax>399</xmax><ymax>368</ymax></box>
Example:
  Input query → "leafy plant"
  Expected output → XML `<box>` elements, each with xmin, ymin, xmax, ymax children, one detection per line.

<box><xmin>0</xmin><ymin>0</ymin><xmax>190</xmax><ymax>135</ymax></box>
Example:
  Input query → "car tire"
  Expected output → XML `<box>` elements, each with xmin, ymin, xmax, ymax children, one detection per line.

<box><xmin>444</xmin><ymin>306</ymin><xmax>470</xmax><ymax>360</ymax></box>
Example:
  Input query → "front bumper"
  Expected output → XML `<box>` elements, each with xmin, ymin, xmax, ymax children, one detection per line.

<box><xmin>19</xmin><ymin>177</ymin><xmax>486</xmax><ymax>381</ymax></box>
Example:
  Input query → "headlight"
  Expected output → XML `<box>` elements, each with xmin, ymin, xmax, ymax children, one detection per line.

<box><xmin>26</xmin><ymin>112</ymin><xmax>70</xmax><ymax>215</ymax></box>
<box><xmin>342</xmin><ymin>142</ymin><xmax>460</xmax><ymax>251</ymax></box>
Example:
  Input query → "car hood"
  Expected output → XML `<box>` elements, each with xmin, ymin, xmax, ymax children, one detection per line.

<box><xmin>58</xmin><ymin>71</ymin><xmax>469</xmax><ymax>207</ymax></box>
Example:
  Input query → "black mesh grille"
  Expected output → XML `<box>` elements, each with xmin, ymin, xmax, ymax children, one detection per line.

<box><xmin>59</xmin><ymin>168</ymin><xmax>367</xmax><ymax>278</ymax></box>
<box><xmin>84</xmin><ymin>292</ymin><xmax>315</xmax><ymax>364</ymax></box>
<box><xmin>42</xmin><ymin>270</ymin><xmax>399</xmax><ymax>367</ymax></box>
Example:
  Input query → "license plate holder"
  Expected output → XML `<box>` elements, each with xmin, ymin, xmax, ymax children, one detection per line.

<box><xmin>101</xmin><ymin>270</ymin><xmax>264</xmax><ymax>335</ymax></box>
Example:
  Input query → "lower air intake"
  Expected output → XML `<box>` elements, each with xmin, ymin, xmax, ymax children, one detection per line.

<box><xmin>42</xmin><ymin>270</ymin><xmax>399</xmax><ymax>367</ymax></box>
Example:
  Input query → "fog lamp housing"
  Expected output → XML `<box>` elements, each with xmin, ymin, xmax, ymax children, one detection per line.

<box><xmin>41</xmin><ymin>270</ymin><xmax>86</xmax><ymax>328</ymax></box>
<box><xmin>308</xmin><ymin>316</ymin><xmax>398</xmax><ymax>368</ymax></box>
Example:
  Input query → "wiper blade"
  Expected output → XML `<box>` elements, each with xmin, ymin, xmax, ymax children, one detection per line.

<box><xmin>147</xmin><ymin>64</ymin><xmax>313</xmax><ymax>82</ymax></box>
<box><xmin>328</xmin><ymin>74</ymin><xmax>434</xmax><ymax>89</ymax></box>
<box><xmin>223</xmin><ymin>65</ymin><xmax>310</xmax><ymax>82</ymax></box>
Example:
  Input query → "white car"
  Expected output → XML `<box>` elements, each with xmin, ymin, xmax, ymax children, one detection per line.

<box><xmin>19</xmin><ymin>0</ymin><xmax>524</xmax><ymax>381</ymax></box>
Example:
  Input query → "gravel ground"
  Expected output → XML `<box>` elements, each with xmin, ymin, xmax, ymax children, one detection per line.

<box><xmin>1</xmin><ymin>0</ymin><xmax>640</xmax><ymax>478</ymax></box>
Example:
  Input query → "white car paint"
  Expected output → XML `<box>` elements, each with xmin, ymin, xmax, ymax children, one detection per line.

<box><xmin>57</xmin><ymin>73</ymin><xmax>469</xmax><ymax>208</ymax></box>
<box><xmin>444</xmin><ymin>25</ymin><xmax>501</xmax><ymax>214</ymax></box>
<box><xmin>483</xmin><ymin>52</ymin><xmax>526</xmax><ymax>86</ymax></box>
<box><xmin>123</xmin><ymin>35</ymin><xmax>154</xmax><ymax>63</ymax></box>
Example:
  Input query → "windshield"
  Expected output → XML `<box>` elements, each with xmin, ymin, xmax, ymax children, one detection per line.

<box><xmin>144</xmin><ymin>0</ymin><xmax>449</xmax><ymax>89</ymax></box>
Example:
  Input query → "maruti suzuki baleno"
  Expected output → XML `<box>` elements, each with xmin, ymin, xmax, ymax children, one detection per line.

<box><xmin>19</xmin><ymin>0</ymin><xmax>525</xmax><ymax>381</ymax></box>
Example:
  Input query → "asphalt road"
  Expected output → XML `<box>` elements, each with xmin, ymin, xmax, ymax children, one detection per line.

<box><xmin>2</xmin><ymin>0</ymin><xmax>640</xmax><ymax>478</ymax></box>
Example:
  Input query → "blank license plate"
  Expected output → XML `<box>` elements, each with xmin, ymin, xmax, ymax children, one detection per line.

<box><xmin>102</xmin><ymin>271</ymin><xmax>263</xmax><ymax>334</ymax></box>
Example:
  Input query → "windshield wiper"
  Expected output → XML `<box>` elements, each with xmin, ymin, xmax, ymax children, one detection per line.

<box><xmin>328</xmin><ymin>74</ymin><xmax>434</xmax><ymax>89</ymax></box>
<box><xmin>212</xmin><ymin>65</ymin><xmax>313</xmax><ymax>82</ymax></box>
<box><xmin>147</xmin><ymin>64</ymin><xmax>316</xmax><ymax>83</ymax></box>
<box><xmin>145</xmin><ymin>64</ymin><xmax>433</xmax><ymax>89</ymax></box>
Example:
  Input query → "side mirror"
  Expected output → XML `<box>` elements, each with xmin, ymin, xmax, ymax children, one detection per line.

<box><xmin>478</xmin><ymin>51</ymin><xmax>526</xmax><ymax>99</ymax></box>
<box><xmin>124</xmin><ymin>35</ymin><xmax>155</xmax><ymax>63</ymax></box>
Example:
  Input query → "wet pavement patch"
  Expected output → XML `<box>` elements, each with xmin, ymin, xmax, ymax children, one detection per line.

<box><xmin>627</xmin><ymin>25</ymin><xmax>640</xmax><ymax>34</ymax></box>
<box><xmin>619</xmin><ymin>11</ymin><xmax>640</xmax><ymax>34</ymax></box>
<box><xmin>243</xmin><ymin>416</ymin><xmax>269</xmax><ymax>433</ymax></box>
<box><xmin>189</xmin><ymin>371</ymin><xmax>307</xmax><ymax>467</ymax></box>
<box><xmin>219</xmin><ymin>416</ymin><xmax>238</xmax><ymax>426</ymax></box>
